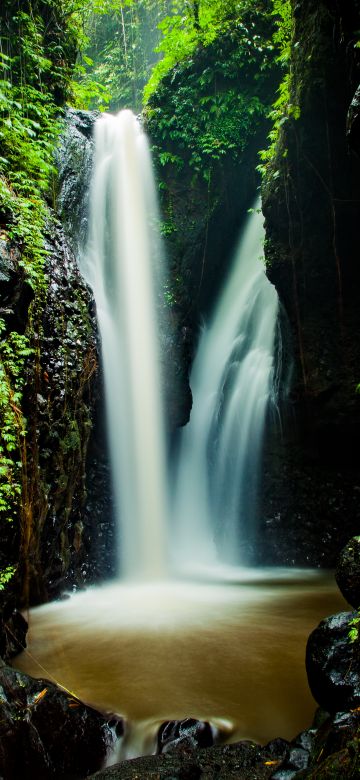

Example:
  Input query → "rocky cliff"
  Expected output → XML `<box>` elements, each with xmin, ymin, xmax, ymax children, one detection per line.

<box><xmin>259</xmin><ymin>0</ymin><xmax>360</xmax><ymax>566</ymax></box>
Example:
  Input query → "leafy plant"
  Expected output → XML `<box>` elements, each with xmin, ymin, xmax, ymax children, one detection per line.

<box><xmin>145</xmin><ymin>9</ymin><xmax>275</xmax><ymax>182</ymax></box>
<box><xmin>0</xmin><ymin>319</ymin><xmax>34</xmax><ymax>522</ymax></box>
<box><xmin>71</xmin><ymin>0</ymin><xmax>175</xmax><ymax>112</ymax></box>
<box><xmin>0</xmin><ymin>0</ymin><xmax>81</xmax><ymax>543</ymax></box>
<box><xmin>0</xmin><ymin>564</ymin><xmax>15</xmax><ymax>591</ymax></box>
<box><xmin>257</xmin><ymin>0</ymin><xmax>298</xmax><ymax>181</ymax></box>
<box><xmin>144</xmin><ymin>0</ymin><xmax>273</xmax><ymax>103</ymax></box>
<box><xmin>349</xmin><ymin>611</ymin><xmax>360</xmax><ymax>643</ymax></box>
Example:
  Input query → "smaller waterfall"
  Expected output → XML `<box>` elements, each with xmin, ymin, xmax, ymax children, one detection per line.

<box><xmin>172</xmin><ymin>205</ymin><xmax>279</xmax><ymax>572</ymax></box>
<box><xmin>81</xmin><ymin>110</ymin><xmax>168</xmax><ymax>580</ymax></box>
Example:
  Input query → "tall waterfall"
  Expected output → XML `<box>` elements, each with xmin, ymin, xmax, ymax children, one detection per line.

<box><xmin>81</xmin><ymin>110</ymin><xmax>168</xmax><ymax>580</ymax></box>
<box><xmin>171</xmin><ymin>205</ymin><xmax>279</xmax><ymax>572</ymax></box>
<box><xmin>82</xmin><ymin>109</ymin><xmax>279</xmax><ymax>579</ymax></box>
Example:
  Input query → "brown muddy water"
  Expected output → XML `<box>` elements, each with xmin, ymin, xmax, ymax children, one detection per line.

<box><xmin>14</xmin><ymin>571</ymin><xmax>346</xmax><ymax>759</ymax></box>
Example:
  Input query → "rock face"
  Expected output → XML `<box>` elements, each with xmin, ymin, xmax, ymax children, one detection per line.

<box><xmin>17</xmin><ymin>223</ymin><xmax>116</xmax><ymax>604</ymax></box>
<box><xmin>259</xmin><ymin>0</ymin><xmax>360</xmax><ymax>567</ymax></box>
<box><xmin>0</xmin><ymin>238</ymin><xmax>34</xmax><ymax>333</ymax></box>
<box><xmin>89</xmin><ymin>740</ymin><xmax>287</xmax><ymax>780</ymax></box>
<box><xmin>306</xmin><ymin>611</ymin><xmax>360</xmax><ymax>714</ymax></box>
<box><xmin>56</xmin><ymin>107</ymin><xmax>99</xmax><ymax>255</ymax></box>
<box><xmin>0</xmin><ymin>609</ymin><xmax>27</xmax><ymax>661</ymax></box>
<box><xmin>0</xmin><ymin>116</ymin><xmax>117</xmax><ymax>607</ymax></box>
<box><xmin>0</xmin><ymin>664</ymin><xmax>114</xmax><ymax>779</ymax></box>
<box><xmin>270</xmin><ymin>710</ymin><xmax>360</xmax><ymax>780</ymax></box>
<box><xmin>335</xmin><ymin>536</ymin><xmax>360</xmax><ymax>608</ymax></box>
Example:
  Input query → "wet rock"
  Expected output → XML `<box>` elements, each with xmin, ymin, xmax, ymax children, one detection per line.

<box><xmin>273</xmin><ymin>747</ymin><xmax>309</xmax><ymax>775</ymax></box>
<box><xmin>0</xmin><ymin>237</ymin><xmax>17</xmax><ymax>282</ymax></box>
<box><xmin>0</xmin><ymin>665</ymin><xmax>114</xmax><ymax>779</ymax></box>
<box><xmin>312</xmin><ymin>710</ymin><xmax>360</xmax><ymax>764</ymax></box>
<box><xmin>335</xmin><ymin>536</ymin><xmax>360</xmax><ymax>608</ymax></box>
<box><xmin>89</xmin><ymin>740</ymin><xmax>283</xmax><ymax>779</ymax></box>
<box><xmin>263</xmin><ymin>738</ymin><xmax>289</xmax><ymax>760</ymax></box>
<box><xmin>347</xmin><ymin>84</ymin><xmax>360</xmax><ymax>157</ymax></box>
<box><xmin>269</xmin><ymin>729</ymin><xmax>315</xmax><ymax>779</ymax></box>
<box><xmin>303</xmin><ymin>709</ymin><xmax>360</xmax><ymax>778</ymax></box>
<box><xmin>0</xmin><ymin>609</ymin><xmax>27</xmax><ymax>660</ymax></box>
<box><xmin>260</xmin><ymin>0</ymin><xmax>360</xmax><ymax>568</ymax></box>
<box><xmin>157</xmin><ymin>718</ymin><xmax>215</xmax><ymax>754</ymax></box>
<box><xmin>0</xmin><ymin>237</ymin><xmax>34</xmax><ymax>333</ymax></box>
<box><xmin>56</xmin><ymin>107</ymin><xmax>98</xmax><ymax>252</ymax></box>
<box><xmin>20</xmin><ymin>224</ymin><xmax>106</xmax><ymax>602</ymax></box>
<box><xmin>306</xmin><ymin>610</ymin><xmax>360</xmax><ymax>712</ymax></box>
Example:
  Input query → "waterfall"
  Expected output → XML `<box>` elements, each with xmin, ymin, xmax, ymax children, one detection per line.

<box><xmin>171</xmin><ymin>205</ymin><xmax>279</xmax><ymax>572</ymax></box>
<box><xmin>81</xmin><ymin>108</ymin><xmax>278</xmax><ymax>580</ymax></box>
<box><xmin>81</xmin><ymin>110</ymin><xmax>168</xmax><ymax>580</ymax></box>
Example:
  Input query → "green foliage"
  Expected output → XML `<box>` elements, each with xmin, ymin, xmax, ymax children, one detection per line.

<box><xmin>71</xmin><ymin>1</ymin><xmax>273</xmax><ymax>113</ymax></box>
<box><xmin>0</xmin><ymin>1</ymin><xmax>80</xmax><ymax>289</ymax></box>
<box><xmin>145</xmin><ymin>10</ymin><xmax>275</xmax><ymax>180</ymax></box>
<box><xmin>72</xmin><ymin>0</ymin><xmax>174</xmax><ymax>112</ymax></box>
<box><xmin>0</xmin><ymin>0</ymin><xmax>80</xmax><ymax>538</ymax></box>
<box><xmin>144</xmin><ymin>0</ymin><xmax>272</xmax><ymax>103</ymax></box>
<box><xmin>349</xmin><ymin>611</ymin><xmax>360</xmax><ymax>643</ymax></box>
<box><xmin>0</xmin><ymin>320</ymin><xmax>33</xmax><ymax>522</ymax></box>
<box><xmin>257</xmin><ymin>0</ymin><xmax>298</xmax><ymax>180</ymax></box>
<box><xmin>0</xmin><ymin>564</ymin><xmax>15</xmax><ymax>591</ymax></box>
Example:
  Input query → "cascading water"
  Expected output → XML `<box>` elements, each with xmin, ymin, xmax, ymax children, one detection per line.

<box><xmin>81</xmin><ymin>108</ymin><xmax>278</xmax><ymax>578</ymax></box>
<box><xmin>171</xmin><ymin>205</ymin><xmax>279</xmax><ymax>571</ymax></box>
<box><xmin>80</xmin><ymin>109</ymin><xmax>168</xmax><ymax>580</ymax></box>
<box><xmin>15</xmin><ymin>114</ymin><xmax>345</xmax><ymax>761</ymax></box>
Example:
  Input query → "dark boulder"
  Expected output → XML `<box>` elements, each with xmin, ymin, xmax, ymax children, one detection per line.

<box><xmin>270</xmin><ymin>712</ymin><xmax>360</xmax><ymax>779</ymax></box>
<box><xmin>269</xmin><ymin>729</ymin><xmax>315</xmax><ymax>780</ymax></box>
<box><xmin>306</xmin><ymin>610</ymin><xmax>360</xmax><ymax>713</ymax></box>
<box><xmin>310</xmin><ymin>710</ymin><xmax>360</xmax><ymax>767</ymax></box>
<box><xmin>335</xmin><ymin>536</ymin><xmax>360</xmax><ymax>608</ymax></box>
<box><xmin>300</xmin><ymin>709</ymin><xmax>360</xmax><ymax>779</ymax></box>
<box><xmin>88</xmin><ymin>740</ymin><xmax>286</xmax><ymax>779</ymax></box>
<box><xmin>157</xmin><ymin>718</ymin><xmax>215</xmax><ymax>754</ymax></box>
<box><xmin>0</xmin><ymin>665</ymin><xmax>114</xmax><ymax>779</ymax></box>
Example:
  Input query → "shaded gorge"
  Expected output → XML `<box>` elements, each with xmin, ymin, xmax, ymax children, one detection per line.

<box><xmin>12</xmin><ymin>110</ymin><xmax>347</xmax><ymax>766</ymax></box>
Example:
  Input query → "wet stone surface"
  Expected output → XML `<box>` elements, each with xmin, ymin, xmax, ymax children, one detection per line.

<box><xmin>306</xmin><ymin>610</ymin><xmax>360</xmax><ymax>713</ymax></box>
<box><xmin>157</xmin><ymin>719</ymin><xmax>215</xmax><ymax>754</ymax></box>
<box><xmin>89</xmin><ymin>741</ymin><xmax>285</xmax><ymax>779</ymax></box>
<box><xmin>0</xmin><ymin>665</ymin><xmax>114</xmax><ymax>779</ymax></box>
<box><xmin>335</xmin><ymin>536</ymin><xmax>360</xmax><ymax>608</ymax></box>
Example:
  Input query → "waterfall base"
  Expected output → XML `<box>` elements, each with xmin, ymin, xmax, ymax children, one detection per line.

<box><xmin>13</xmin><ymin>573</ymin><xmax>345</xmax><ymax>762</ymax></box>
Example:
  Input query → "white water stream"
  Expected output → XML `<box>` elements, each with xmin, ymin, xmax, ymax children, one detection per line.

<box><xmin>81</xmin><ymin>110</ymin><xmax>168</xmax><ymax>579</ymax></box>
<box><xmin>172</xmin><ymin>206</ymin><xmax>278</xmax><ymax>571</ymax></box>
<box><xmin>82</xmin><ymin>109</ymin><xmax>279</xmax><ymax>575</ymax></box>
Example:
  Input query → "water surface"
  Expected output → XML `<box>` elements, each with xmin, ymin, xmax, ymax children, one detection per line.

<box><xmin>14</xmin><ymin>571</ymin><xmax>346</xmax><ymax>758</ymax></box>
